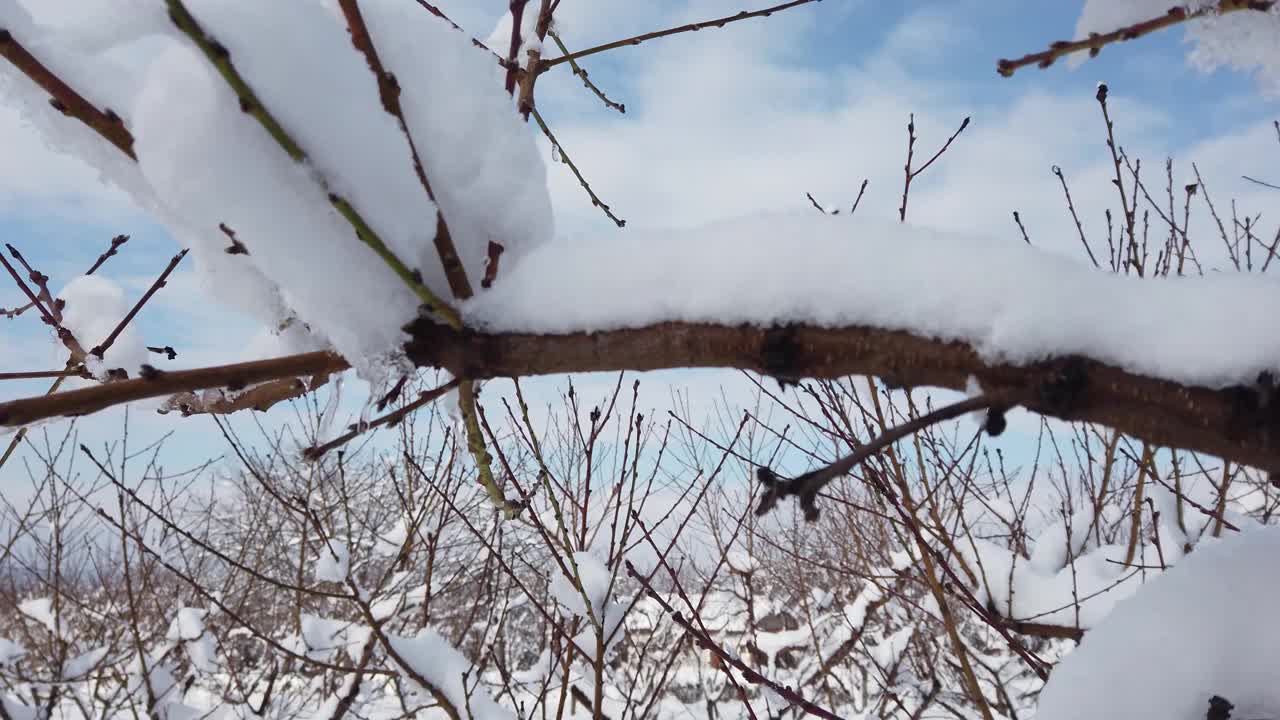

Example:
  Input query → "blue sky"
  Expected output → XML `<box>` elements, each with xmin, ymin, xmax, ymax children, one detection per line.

<box><xmin>1</xmin><ymin>1</ymin><xmax>1277</xmax><ymax>492</ymax></box>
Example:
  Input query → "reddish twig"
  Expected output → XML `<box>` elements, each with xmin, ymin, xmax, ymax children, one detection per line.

<box><xmin>900</xmin><ymin>114</ymin><xmax>970</xmax><ymax>222</ymax></box>
<box><xmin>0</xmin><ymin>29</ymin><xmax>136</xmax><ymax>159</ymax></box>
<box><xmin>539</xmin><ymin>0</ymin><xmax>824</xmax><ymax>72</ymax></box>
<box><xmin>338</xmin><ymin>0</ymin><xmax>474</xmax><ymax>300</ymax></box>
<box><xmin>302</xmin><ymin>377</ymin><xmax>460</xmax><ymax>459</ymax></box>
<box><xmin>504</xmin><ymin>0</ymin><xmax>531</xmax><ymax>96</ymax></box>
<box><xmin>91</xmin><ymin>249</ymin><xmax>188</xmax><ymax>360</ymax></box>
<box><xmin>548</xmin><ymin>30</ymin><xmax>625</xmax><ymax>113</ymax></box>
<box><xmin>996</xmin><ymin>0</ymin><xmax>1275</xmax><ymax>77</ymax></box>
<box><xmin>532</xmin><ymin>107</ymin><xmax>625</xmax><ymax>227</ymax></box>
<box><xmin>86</xmin><ymin>234</ymin><xmax>130</xmax><ymax>275</ymax></box>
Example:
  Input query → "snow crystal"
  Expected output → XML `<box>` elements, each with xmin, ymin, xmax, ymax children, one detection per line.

<box><xmin>59</xmin><ymin>274</ymin><xmax>149</xmax><ymax>379</ymax></box>
<box><xmin>1037</xmin><ymin>525</ymin><xmax>1280</xmax><ymax>720</ymax></box>
<box><xmin>315</xmin><ymin>541</ymin><xmax>350</xmax><ymax>583</ymax></box>
<box><xmin>467</xmin><ymin>211</ymin><xmax>1280</xmax><ymax>390</ymax></box>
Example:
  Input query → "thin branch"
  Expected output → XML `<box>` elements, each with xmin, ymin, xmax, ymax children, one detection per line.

<box><xmin>302</xmin><ymin>377</ymin><xmax>459</xmax><ymax>459</ymax></box>
<box><xmin>548</xmin><ymin>30</ymin><xmax>625</xmax><ymax>113</ymax></box>
<box><xmin>0</xmin><ymin>30</ymin><xmax>136</xmax><ymax>158</ymax></box>
<box><xmin>85</xmin><ymin>234</ymin><xmax>130</xmax><ymax>275</ymax></box>
<box><xmin>0</xmin><ymin>369</ymin><xmax>90</xmax><ymax>381</ymax></box>
<box><xmin>1012</xmin><ymin>210</ymin><xmax>1032</xmax><ymax>244</ymax></box>
<box><xmin>806</xmin><ymin>180</ymin><xmax>868</xmax><ymax>216</ymax></box>
<box><xmin>1053</xmin><ymin>165</ymin><xmax>1101</xmax><ymax>268</ymax></box>
<box><xmin>91</xmin><ymin>249</ymin><xmax>187</xmax><ymax>360</ymax></box>
<box><xmin>996</xmin><ymin>0</ymin><xmax>1275</xmax><ymax>77</ymax></box>
<box><xmin>1242</xmin><ymin>174</ymin><xmax>1280</xmax><ymax>190</ymax></box>
<box><xmin>539</xmin><ymin>0</ymin><xmax>823</xmax><ymax>71</ymax></box>
<box><xmin>338</xmin><ymin>0</ymin><xmax>474</xmax><ymax>300</ymax></box>
<box><xmin>899</xmin><ymin>114</ymin><xmax>970</xmax><ymax>222</ymax></box>
<box><xmin>755</xmin><ymin>394</ymin><xmax>1005</xmax><ymax>520</ymax></box>
<box><xmin>532</xmin><ymin>107</ymin><xmax>626</xmax><ymax>227</ymax></box>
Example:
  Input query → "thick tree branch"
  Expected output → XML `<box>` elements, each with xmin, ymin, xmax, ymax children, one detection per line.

<box><xmin>2</xmin><ymin>321</ymin><xmax>1278</xmax><ymax>476</ymax></box>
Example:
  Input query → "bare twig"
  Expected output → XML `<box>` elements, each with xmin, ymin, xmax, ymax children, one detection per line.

<box><xmin>532</xmin><ymin>107</ymin><xmax>626</xmax><ymax>227</ymax></box>
<box><xmin>755</xmin><ymin>394</ymin><xmax>1007</xmax><ymax>520</ymax></box>
<box><xmin>338</xmin><ymin>0</ymin><xmax>475</xmax><ymax>300</ymax></box>
<box><xmin>899</xmin><ymin>114</ymin><xmax>970</xmax><ymax>222</ymax></box>
<box><xmin>996</xmin><ymin>0</ymin><xmax>1275</xmax><ymax>77</ymax></box>
<box><xmin>548</xmin><ymin>30</ymin><xmax>625</xmax><ymax>113</ymax></box>
<box><xmin>92</xmin><ymin>249</ymin><xmax>188</xmax><ymax>360</ymax></box>
<box><xmin>540</xmin><ymin>0</ymin><xmax>823</xmax><ymax>71</ymax></box>
<box><xmin>0</xmin><ymin>30</ymin><xmax>136</xmax><ymax>158</ymax></box>
<box><xmin>303</xmin><ymin>377</ymin><xmax>459</xmax><ymax>459</ymax></box>
<box><xmin>85</xmin><ymin>235</ymin><xmax>130</xmax><ymax>275</ymax></box>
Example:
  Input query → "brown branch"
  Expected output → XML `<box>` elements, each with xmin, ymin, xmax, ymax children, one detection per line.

<box><xmin>539</xmin><ymin>0</ymin><xmax>823</xmax><ymax>72</ymax></box>
<box><xmin>338</xmin><ymin>0</ymin><xmax>474</xmax><ymax>300</ymax></box>
<box><xmin>755</xmin><ymin>394</ymin><xmax>1004</xmax><ymax>520</ymax></box>
<box><xmin>0</xmin><ymin>30</ymin><xmax>136</xmax><ymax>159</ymax></box>
<box><xmin>994</xmin><ymin>618</ymin><xmax>1084</xmax><ymax>642</ymax></box>
<box><xmin>0</xmin><ymin>368</ymin><xmax>90</xmax><ymax>381</ymax></box>
<box><xmin>548</xmin><ymin>30</ymin><xmax>625</xmax><ymax>114</ymax></box>
<box><xmin>532</xmin><ymin>107</ymin><xmax>625</xmax><ymax>227</ymax></box>
<box><xmin>2</xmin><ymin>321</ymin><xmax>1279</xmax><ymax>477</ymax></box>
<box><xmin>515</xmin><ymin>0</ymin><xmax>553</xmax><ymax>119</ymax></box>
<box><xmin>85</xmin><ymin>234</ymin><xmax>130</xmax><ymax>275</ymax></box>
<box><xmin>996</xmin><ymin>0</ymin><xmax>1275</xmax><ymax>77</ymax></box>
<box><xmin>302</xmin><ymin>377</ymin><xmax>459</xmax><ymax>459</ymax></box>
<box><xmin>900</xmin><ymin>114</ymin><xmax>969</xmax><ymax>222</ymax></box>
<box><xmin>91</xmin><ymin>248</ymin><xmax>187</xmax><ymax>359</ymax></box>
<box><xmin>504</xmin><ymin>0</ymin><xmax>531</xmax><ymax>96</ymax></box>
<box><xmin>0</xmin><ymin>351</ymin><xmax>349</xmax><ymax>425</ymax></box>
<box><xmin>158</xmin><ymin>373</ymin><xmax>332</xmax><ymax>417</ymax></box>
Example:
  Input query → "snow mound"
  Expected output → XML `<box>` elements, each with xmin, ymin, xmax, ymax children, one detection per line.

<box><xmin>1036</xmin><ymin>525</ymin><xmax>1280</xmax><ymax>720</ymax></box>
<box><xmin>466</xmin><ymin>211</ymin><xmax>1280</xmax><ymax>390</ymax></box>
